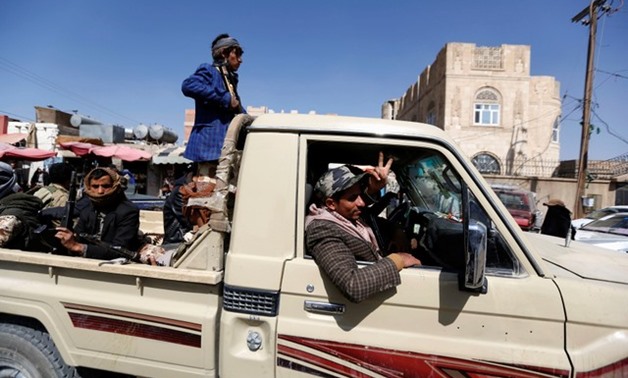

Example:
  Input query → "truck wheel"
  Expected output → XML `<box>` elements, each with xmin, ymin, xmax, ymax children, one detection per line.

<box><xmin>0</xmin><ymin>323</ymin><xmax>79</xmax><ymax>378</ymax></box>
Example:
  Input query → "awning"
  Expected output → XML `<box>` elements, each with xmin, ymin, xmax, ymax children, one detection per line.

<box><xmin>59</xmin><ymin>142</ymin><xmax>152</xmax><ymax>162</ymax></box>
<box><xmin>152</xmin><ymin>145</ymin><xmax>191</xmax><ymax>165</ymax></box>
<box><xmin>0</xmin><ymin>133</ymin><xmax>27</xmax><ymax>145</ymax></box>
<box><xmin>0</xmin><ymin>142</ymin><xmax>56</xmax><ymax>161</ymax></box>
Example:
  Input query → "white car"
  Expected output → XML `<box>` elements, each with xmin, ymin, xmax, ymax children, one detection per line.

<box><xmin>572</xmin><ymin>205</ymin><xmax>628</xmax><ymax>229</ymax></box>
<box><xmin>573</xmin><ymin>212</ymin><xmax>628</xmax><ymax>253</ymax></box>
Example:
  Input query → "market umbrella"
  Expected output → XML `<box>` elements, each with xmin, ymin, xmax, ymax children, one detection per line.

<box><xmin>58</xmin><ymin>142</ymin><xmax>94</xmax><ymax>157</ymax></box>
<box><xmin>0</xmin><ymin>143</ymin><xmax>56</xmax><ymax>161</ymax></box>
<box><xmin>90</xmin><ymin>145</ymin><xmax>151</xmax><ymax>161</ymax></box>
<box><xmin>60</xmin><ymin>142</ymin><xmax>151</xmax><ymax>162</ymax></box>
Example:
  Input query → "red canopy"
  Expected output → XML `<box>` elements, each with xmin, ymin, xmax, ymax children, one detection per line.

<box><xmin>60</xmin><ymin>142</ymin><xmax>151</xmax><ymax>162</ymax></box>
<box><xmin>0</xmin><ymin>143</ymin><xmax>56</xmax><ymax>161</ymax></box>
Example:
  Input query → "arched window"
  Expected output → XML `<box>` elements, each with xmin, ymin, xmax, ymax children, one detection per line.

<box><xmin>474</xmin><ymin>88</ymin><xmax>500</xmax><ymax>126</ymax></box>
<box><xmin>472</xmin><ymin>153</ymin><xmax>501</xmax><ymax>174</ymax></box>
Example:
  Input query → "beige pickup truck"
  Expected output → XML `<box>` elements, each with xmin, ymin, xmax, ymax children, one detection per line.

<box><xmin>1</xmin><ymin>114</ymin><xmax>626</xmax><ymax>378</ymax></box>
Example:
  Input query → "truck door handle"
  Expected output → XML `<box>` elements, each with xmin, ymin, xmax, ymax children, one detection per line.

<box><xmin>304</xmin><ymin>300</ymin><xmax>345</xmax><ymax>315</ymax></box>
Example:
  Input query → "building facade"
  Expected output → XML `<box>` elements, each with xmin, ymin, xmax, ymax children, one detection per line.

<box><xmin>388</xmin><ymin>43</ymin><xmax>562</xmax><ymax>178</ymax></box>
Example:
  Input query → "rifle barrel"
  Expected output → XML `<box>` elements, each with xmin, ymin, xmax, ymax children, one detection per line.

<box><xmin>62</xmin><ymin>171</ymin><xmax>77</xmax><ymax>230</ymax></box>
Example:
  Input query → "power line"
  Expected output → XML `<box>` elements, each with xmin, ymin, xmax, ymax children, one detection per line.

<box><xmin>0</xmin><ymin>109</ymin><xmax>35</xmax><ymax>122</ymax></box>
<box><xmin>570</xmin><ymin>0</ymin><xmax>619</xmax><ymax>218</ymax></box>
<box><xmin>452</xmin><ymin>95</ymin><xmax>580</xmax><ymax>144</ymax></box>
<box><xmin>590</xmin><ymin>108</ymin><xmax>628</xmax><ymax>144</ymax></box>
<box><xmin>0</xmin><ymin>56</ymin><xmax>141</xmax><ymax>125</ymax></box>
<box><xmin>595</xmin><ymin>69</ymin><xmax>628</xmax><ymax>80</ymax></box>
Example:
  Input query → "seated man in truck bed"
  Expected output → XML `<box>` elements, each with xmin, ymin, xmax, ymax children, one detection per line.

<box><xmin>305</xmin><ymin>154</ymin><xmax>421</xmax><ymax>303</ymax></box>
<box><xmin>55</xmin><ymin>167</ymin><xmax>141</xmax><ymax>260</ymax></box>
<box><xmin>32</xmin><ymin>162</ymin><xmax>74</xmax><ymax>210</ymax></box>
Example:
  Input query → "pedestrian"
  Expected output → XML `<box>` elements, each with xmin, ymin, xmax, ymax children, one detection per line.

<box><xmin>30</xmin><ymin>167</ymin><xmax>50</xmax><ymax>189</ymax></box>
<box><xmin>540</xmin><ymin>199</ymin><xmax>575</xmax><ymax>239</ymax></box>
<box><xmin>182</xmin><ymin>33</ymin><xmax>245</xmax><ymax>184</ymax></box>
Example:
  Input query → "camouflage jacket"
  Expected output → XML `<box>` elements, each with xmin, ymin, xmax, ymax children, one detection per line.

<box><xmin>33</xmin><ymin>184</ymin><xmax>69</xmax><ymax>209</ymax></box>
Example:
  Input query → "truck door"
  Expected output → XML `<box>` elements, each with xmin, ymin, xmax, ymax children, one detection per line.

<box><xmin>277</xmin><ymin>137</ymin><xmax>571</xmax><ymax>377</ymax></box>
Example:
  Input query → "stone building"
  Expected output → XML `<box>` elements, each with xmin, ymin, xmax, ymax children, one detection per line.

<box><xmin>385</xmin><ymin>43</ymin><xmax>562</xmax><ymax>178</ymax></box>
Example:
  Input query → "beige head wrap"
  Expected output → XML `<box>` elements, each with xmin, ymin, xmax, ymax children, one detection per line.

<box><xmin>83</xmin><ymin>167</ymin><xmax>124</xmax><ymax>207</ymax></box>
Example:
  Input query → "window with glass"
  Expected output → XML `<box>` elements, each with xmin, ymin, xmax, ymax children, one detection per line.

<box><xmin>472</xmin><ymin>153</ymin><xmax>501</xmax><ymax>175</ymax></box>
<box><xmin>473</xmin><ymin>89</ymin><xmax>500</xmax><ymax>126</ymax></box>
<box><xmin>552</xmin><ymin>116</ymin><xmax>560</xmax><ymax>143</ymax></box>
<box><xmin>425</xmin><ymin>102</ymin><xmax>436</xmax><ymax>125</ymax></box>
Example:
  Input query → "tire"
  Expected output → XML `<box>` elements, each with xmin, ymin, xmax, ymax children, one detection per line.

<box><xmin>0</xmin><ymin>323</ymin><xmax>80</xmax><ymax>378</ymax></box>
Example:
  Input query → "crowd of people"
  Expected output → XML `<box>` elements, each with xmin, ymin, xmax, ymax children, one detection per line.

<box><xmin>0</xmin><ymin>162</ymin><xmax>148</xmax><ymax>262</ymax></box>
<box><xmin>0</xmin><ymin>33</ymin><xmax>247</xmax><ymax>265</ymax></box>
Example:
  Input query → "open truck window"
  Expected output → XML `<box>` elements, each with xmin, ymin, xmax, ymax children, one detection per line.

<box><xmin>305</xmin><ymin>139</ymin><xmax>520</xmax><ymax>275</ymax></box>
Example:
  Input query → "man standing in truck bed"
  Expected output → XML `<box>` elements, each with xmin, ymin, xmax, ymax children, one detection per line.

<box><xmin>182</xmin><ymin>33</ymin><xmax>245</xmax><ymax>183</ymax></box>
<box><xmin>305</xmin><ymin>154</ymin><xmax>421</xmax><ymax>303</ymax></box>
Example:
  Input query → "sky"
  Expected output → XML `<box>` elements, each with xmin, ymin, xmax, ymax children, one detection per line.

<box><xmin>1</xmin><ymin>0</ymin><xmax>626</xmax><ymax>160</ymax></box>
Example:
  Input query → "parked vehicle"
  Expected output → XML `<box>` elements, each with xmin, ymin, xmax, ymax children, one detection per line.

<box><xmin>574</xmin><ymin>212</ymin><xmax>628</xmax><ymax>253</ymax></box>
<box><xmin>491</xmin><ymin>185</ymin><xmax>542</xmax><ymax>231</ymax></box>
<box><xmin>127</xmin><ymin>193</ymin><xmax>165</xmax><ymax>211</ymax></box>
<box><xmin>0</xmin><ymin>114</ymin><xmax>626</xmax><ymax>377</ymax></box>
<box><xmin>572</xmin><ymin>205</ymin><xmax>628</xmax><ymax>229</ymax></box>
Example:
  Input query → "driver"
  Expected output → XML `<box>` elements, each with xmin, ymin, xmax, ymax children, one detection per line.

<box><xmin>305</xmin><ymin>153</ymin><xmax>421</xmax><ymax>303</ymax></box>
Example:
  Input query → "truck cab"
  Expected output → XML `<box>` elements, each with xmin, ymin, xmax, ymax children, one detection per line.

<box><xmin>224</xmin><ymin>114</ymin><xmax>627</xmax><ymax>377</ymax></box>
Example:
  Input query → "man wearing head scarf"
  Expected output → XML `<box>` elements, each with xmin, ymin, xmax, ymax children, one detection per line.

<box><xmin>305</xmin><ymin>153</ymin><xmax>421</xmax><ymax>303</ymax></box>
<box><xmin>55</xmin><ymin>167</ymin><xmax>140</xmax><ymax>260</ymax></box>
<box><xmin>182</xmin><ymin>33</ymin><xmax>246</xmax><ymax>182</ymax></box>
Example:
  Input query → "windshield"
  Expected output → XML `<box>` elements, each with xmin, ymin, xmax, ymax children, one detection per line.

<box><xmin>495</xmin><ymin>192</ymin><xmax>530</xmax><ymax>212</ymax></box>
<box><xmin>395</xmin><ymin>153</ymin><xmax>462</xmax><ymax>219</ymax></box>
<box><xmin>586</xmin><ymin>208</ymin><xmax>618</xmax><ymax>220</ymax></box>
<box><xmin>581</xmin><ymin>214</ymin><xmax>628</xmax><ymax>236</ymax></box>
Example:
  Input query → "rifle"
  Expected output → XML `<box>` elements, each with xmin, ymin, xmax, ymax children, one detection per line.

<box><xmin>34</xmin><ymin>171</ymin><xmax>79</xmax><ymax>253</ymax></box>
<box><xmin>77</xmin><ymin>233</ymin><xmax>140</xmax><ymax>262</ymax></box>
<box><xmin>218</xmin><ymin>65</ymin><xmax>244</xmax><ymax>114</ymax></box>
<box><xmin>61</xmin><ymin>171</ymin><xmax>77</xmax><ymax>230</ymax></box>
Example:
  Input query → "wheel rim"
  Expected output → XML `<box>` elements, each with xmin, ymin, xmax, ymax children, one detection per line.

<box><xmin>0</xmin><ymin>362</ymin><xmax>28</xmax><ymax>378</ymax></box>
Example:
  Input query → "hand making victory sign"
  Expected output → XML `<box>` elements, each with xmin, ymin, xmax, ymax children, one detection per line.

<box><xmin>364</xmin><ymin>152</ymin><xmax>394</xmax><ymax>194</ymax></box>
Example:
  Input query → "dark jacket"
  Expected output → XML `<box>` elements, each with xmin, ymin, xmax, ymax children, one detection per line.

<box><xmin>541</xmin><ymin>205</ymin><xmax>574</xmax><ymax>239</ymax></box>
<box><xmin>76</xmin><ymin>197</ymin><xmax>140</xmax><ymax>260</ymax></box>
<box><xmin>30</xmin><ymin>171</ymin><xmax>50</xmax><ymax>188</ymax></box>
<box><xmin>305</xmin><ymin>219</ymin><xmax>400</xmax><ymax>303</ymax></box>
<box><xmin>0</xmin><ymin>192</ymin><xmax>43</xmax><ymax>250</ymax></box>
<box><xmin>181</xmin><ymin>63</ymin><xmax>244</xmax><ymax>162</ymax></box>
<box><xmin>163</xmin><ymin>176</ymin><xmax>191</xmax><ymax>244</ymax></box>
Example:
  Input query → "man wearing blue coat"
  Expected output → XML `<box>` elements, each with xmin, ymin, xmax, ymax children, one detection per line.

<box><xmin>182</xmin><ymin>33</ymin><xmax>245</xmax><ymax>179</ymax></box>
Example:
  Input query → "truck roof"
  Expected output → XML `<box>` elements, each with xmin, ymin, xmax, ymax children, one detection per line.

<box><xmin>249</xmin><ymin>113</ymin><xmax>453</xmax><ymax>144</ymax></box>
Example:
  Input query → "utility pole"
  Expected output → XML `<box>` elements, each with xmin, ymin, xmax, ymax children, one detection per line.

<box><xmin>571</xmin><ymin>0</ymin><xmax>606</xmax><ymax>219</ymax></box>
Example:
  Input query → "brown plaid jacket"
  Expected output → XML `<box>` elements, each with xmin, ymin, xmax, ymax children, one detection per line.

<box><xmin>306</xmin><ymin>219</ymin><xmax>401</xmax><ymax>303</ymax></box>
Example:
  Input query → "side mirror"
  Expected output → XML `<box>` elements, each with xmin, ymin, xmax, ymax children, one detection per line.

<box><xmin>460</xmin><ymin>187</ymin><xmax>488</xmax><ymax>294</ymax></box>
<box><xmin>461</xmin><ymin>221</ymin><xmax>488</xmax><ymax>293</ymax></box>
